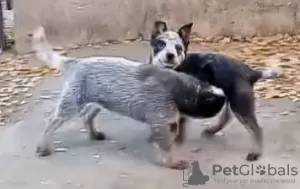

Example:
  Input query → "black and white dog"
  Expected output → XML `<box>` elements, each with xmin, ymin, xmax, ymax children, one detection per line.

<box><xmin>32</xmin><ymin>26</ymin><xmax>226</xmax><ymax>169</ymax></box>
<box><xmin>149</xmin><ymin>21</ymin><xmax>281</xmax><ymax>161</ymax></box>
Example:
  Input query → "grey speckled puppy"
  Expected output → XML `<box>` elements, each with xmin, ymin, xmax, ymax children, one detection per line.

<box><xmin>32</xmin><ymin>26</ymin><xmax>226</xmax><ymax>170</ymax></box>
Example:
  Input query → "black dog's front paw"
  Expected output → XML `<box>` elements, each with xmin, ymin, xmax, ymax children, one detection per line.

<box><xmin>90</xmin><ymin>131</ymin><xmax>106</xmax><ymax>140</ymax></box>
<box><xmin>246</xmin><ymin>153</ymin><xmax>261</xmax><ymax>161</ymax></box>
<box><xmin>201</xmin><ymin>129</ymin><xmax>215</xmax><ymax>136</ymax></box>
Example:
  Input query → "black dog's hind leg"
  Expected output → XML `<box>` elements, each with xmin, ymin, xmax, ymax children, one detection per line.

<box><xmin>202</xmin><ymin>101</ymin><xmax>232</xmax><ymax>136</ymax></box>
<box><xmin>80</xmin><ymin>103</ymin><xmax>106</xmax><ymax>140</ymax></box>
<box><xmin>230</xmin><ymin>83</ymin><xmax>262</xmax><ymax>161</ymax></box>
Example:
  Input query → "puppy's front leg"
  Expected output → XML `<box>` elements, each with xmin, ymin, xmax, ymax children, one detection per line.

<box><xmin>151</xmin><ymin>124</ymin><xmax>189</xmax><ymax>170</ymax></box>
<box><xmin>37</xmin><ymin>115</ymin><xmax>64</xmax><ymax>156</ymax></box>
<box><xmin>37</xmin><ymin>96</ymin><xmax>77</xmax><ymax>156</ymax></box>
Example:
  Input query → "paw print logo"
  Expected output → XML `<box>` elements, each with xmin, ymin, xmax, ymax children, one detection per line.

<box><xmin>256</xmin><ymin>165</ymin><xmax>266</xmax><ymax>175</ymax></box>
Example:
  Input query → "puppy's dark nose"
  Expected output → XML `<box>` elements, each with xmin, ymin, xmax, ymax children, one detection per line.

<box><xmin>166</xmin><ymin>53</ymin><xmax>175</xmax><ymax>61</ymax></box>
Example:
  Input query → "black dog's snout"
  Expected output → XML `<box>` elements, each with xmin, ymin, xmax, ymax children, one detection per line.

<box><xmin>166</xmin><ymin>53</ymin><xmax>175</xmax><ymax>61</ymax></box>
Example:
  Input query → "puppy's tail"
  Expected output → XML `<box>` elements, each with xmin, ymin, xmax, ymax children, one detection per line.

<box><xmin>32</xmin><ymin>26</ymin><xmax>74</xmax><ymax>72</ymax></box>
<box><xmin>250</xmin><ymin>67</ymin><xmax>281</xmax><ymax>84</ymax></box>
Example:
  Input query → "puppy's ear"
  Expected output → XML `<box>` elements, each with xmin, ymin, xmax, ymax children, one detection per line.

<box><xmin>150</xmin><ymin>21</ymin><xmax>168</xmax><ymax>45</ymax></box>
<box><xmin>177</xmin><ymin>23</ymin><xmax>193</xmax><ymax>48</ymax></box>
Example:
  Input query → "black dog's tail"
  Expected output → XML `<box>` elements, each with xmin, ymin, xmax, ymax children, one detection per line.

<box><xmin>249</xmin><ymin>67</ymin><xmax>281</xmax><ymax>85</ymax></box>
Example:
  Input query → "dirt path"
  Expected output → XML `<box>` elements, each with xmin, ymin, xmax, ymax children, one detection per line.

<box><xmin>0</xmin><ymin>43</ymin><xmax>300</xmax><ymax>189</ymax></box>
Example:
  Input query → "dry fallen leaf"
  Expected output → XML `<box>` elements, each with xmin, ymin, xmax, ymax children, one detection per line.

<box><xmin>0</xmin><ymin>56</ymin><xmax>57</xmax><ymax>126</ymax></box>
<box><xmin>264</xmin><ymin>89</ymin><xmax>282</xmax><ymax>99</ymax></box>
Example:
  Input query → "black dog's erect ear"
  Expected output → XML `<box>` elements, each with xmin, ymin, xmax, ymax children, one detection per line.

<box><xmin>177</xmin><ymin>23</ymin><xmax>193</xmax><ymax>48</ymax></box>
<box><xmin>150</xmin><ymin>21</ymin><xmax>168</xmax><ymax>44</ymax></box>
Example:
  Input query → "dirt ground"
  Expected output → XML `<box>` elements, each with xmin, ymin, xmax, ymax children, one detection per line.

<box><xmin>1</xmin><ymin>42</ymin><xmax>300</xmax><ymax>189</ymax></box>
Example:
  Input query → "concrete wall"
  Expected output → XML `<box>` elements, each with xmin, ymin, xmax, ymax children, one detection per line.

<box><xmin>14</xmin><ymin>0</ymin><xmax>300</xmax><ymax>54</ymax></box>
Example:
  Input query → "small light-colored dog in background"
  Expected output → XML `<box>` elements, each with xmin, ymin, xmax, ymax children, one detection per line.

<box><xmin>148</xmin><ymin>21</ymin><xmax>281</xmax><ymax>162</ymax></box>
<box><xmin>32</xmin><ymin>26</ymin><xmax>226</xmax><ymax>170</ymax></box>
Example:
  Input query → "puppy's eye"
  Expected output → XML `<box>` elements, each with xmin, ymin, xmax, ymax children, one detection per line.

<box><xmin>156</xmin><ymin>40</ymin><xmax>166</xmax><ymax>49</ymax></box>
<box><xmin>175</xmin><ymin>44</ymin><xmax>183</xmax><ymax>54</ymax></box>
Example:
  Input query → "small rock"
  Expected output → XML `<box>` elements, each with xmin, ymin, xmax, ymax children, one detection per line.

<box><xmin>39</xmin><ymin>95</ymin><xmax>52</xmax><ymax>99</ymax></box>
<box><xmin>76</xmin><ymin>184</ymin><xmax>84</xmax><ymax>188</ymax></box>
<box><xmin>232</xmin><ymin>35</ymin><xmax>244</xmax><ymax>42</ymax></box>
<box><xmin>118</xmin><ymin>146</ymin><xmax>126</xmax><ymax>150</ymax></box>
<box><xmin>261</xmin><ymin>114</ymin><xmax>270</xmax><ymax>118</ymax></box>
<box><xmin>280</xmin><ymin>154</ymin><xmax>291</xmax><ymax>159</ymax></box>
<box><xmin>80</xmin><ymin>128</ymin><xmax>87</xmax><ymax>133</ymax></box>
<box><xmin>215</xmin><ymin>132</ymin><xmax>225</xmax><ymax>136</ymax></box>
<box><xmin>202</xmin><ymin>121</ymin><xmax>210</xmax><ymax>126</ymax></box>
<box><xmin>92</xmin><ymin>45</ymin><xmax>102</xmax><ymax>49</ymax></box>
<box><xmin>11</xmin><ymin>100</ymin><xmax>18</xmax><ymax>105</ymax></box>
<box><xmin>59</xmin><ymin>51</ymin><xmax>68</xmax><ymax>55</ymax></box>
<box><xmin>40</xmin><ymin>180</ymin><xmax>52</xmax><ymax>185</ymax></box>
<box><xmin>53</xmin><ymin>46</ymin><xmax>64</xmax><ymax>51</ymax></box>
<box><xmin>119</xmin><ymin>173</ymin><xmax>129</xmax><ymax>178</ymax></box>
<box><xmin>204</xmin><ymin>36</ymin><xmax>214</xmax><ymax>43</ymax></box>
<box><xmin>191</xmin><ymin>37</ymin><xmax>204</xmax><ymax>43</ymax></box>
<box><xmin>19</xmin><ymin>100</ymin><xmax>27</xmax><ymax>105</ymax></box>
<box><xmin>55</xmin><ymin>147</ymin><xmax>68</xmax><ymax>152</ymax></box>
<box><xmin>280</xmin><ymin>111</ymin><xmax>289</xmax><ymax>116</ymax></box>
<box><xmin>53</xmin><ymin>140</ymin><xmax>62</xmax><ymax>144</ymax></box>
<box><xmin>122</xmin><ymin>40</ymin><xmax>131</xmax><ymax>44</ymax></box>
<box><xmin>25</xmin><ymin>93</ymin><xmax>33</xmax><ymax>98</ymax></box>
<box><xmin>220</xmin><ymin>37</ymin><xmax>231</xmax><ymax>44</ymax></box>
<box><xmin>70</xmin><ymin>45</ymin><xmax>80</xmax><ymax>49</ymax></box>
<box><xmin>191</xmin><ymin>147</ymin><xmax>202</xmax><ymax>153</ymax></box>
<box><xmin>101</xmin><ymin>42</ymin><xmax>110</xmax><ymax>46</ymax></box>
<box><xmin>93</xmin><ymin>154</ymin><xmax>101</xmax><ymax>159</ymax></box>
<box><xmin>287</xmin><ymin>147</ymin><xmax>295</xmax><ymax>152</ymax></box>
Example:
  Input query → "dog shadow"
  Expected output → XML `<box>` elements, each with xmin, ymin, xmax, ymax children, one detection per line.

<box><xmin>50</xmin><ymin>113</ymin><xmax>156</xmax><ymax>161</ymax></box>
<box><xmin>48</xmin><ymin>113</ymin><xmax>252</xmax><ymax>163</ymax></box>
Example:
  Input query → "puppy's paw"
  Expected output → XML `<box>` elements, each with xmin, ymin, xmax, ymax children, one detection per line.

<box><xmin>170</xmin><ymin>160</ymin><xmax>189</xmax><ymax>170</ymax></box>
<box><xmin>36</xmin><ymin>142</ymin><xmax>53</xmax><ymax>157</ymax></box>
<box><xmin>90</xmin><ymin>131</ymin><xmax>106</xmax><ymax>140</ymax></box>
<box><xmin>201</xmin><ymin>128</ymin><xmax>217</xmax><ymax>137</ymax></box>
<box><xmin>246</xmin><ymin>153</ymin><xmax>261</xmax><ymax>161</ymax></box>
